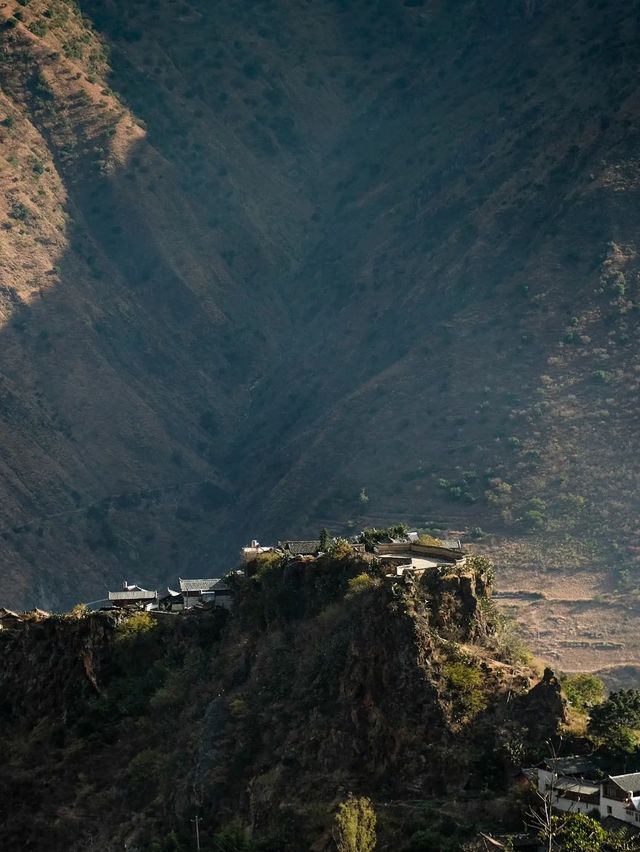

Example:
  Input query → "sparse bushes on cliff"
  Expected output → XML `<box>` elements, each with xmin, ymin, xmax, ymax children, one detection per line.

<box><xmin>66</xmin><ymin>603</ymin><xmax>89</xmax><ymax>619</ymax></box>
<box><xmin>329</xmin><ymin>538</ymin><xmax>357</xmax><ymax>560</ymax></box>
<box><xmin>347</xmin><ymin>572</ymin><xmax>378</xmax><ymax>596</ymax></box>
<box><xmin>360</xmin><ymin>524</ymin><xmax>409</xmax><ymax>550</ymax></box>
<box><xmin>333</xmin><ymin>794</ymin><xmax>377</xmax><ymax>852</ymax></box>
<box><xmin>442</xmin><ymin>661</ymin><xmax>488</xmax><ymax>721</ymax></box>
<box><xmin>116</xmin><ymin>610</ymin><xmax>154</xmax><ymax>638</ymax></box>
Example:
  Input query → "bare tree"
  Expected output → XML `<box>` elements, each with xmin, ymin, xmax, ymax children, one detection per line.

<box><xmin>525</xmin><ymin>783</ymin><xmax>565</xmax><ymax>852</ymax></box>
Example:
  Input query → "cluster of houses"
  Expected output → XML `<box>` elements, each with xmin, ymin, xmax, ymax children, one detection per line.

<box><xmin>533</xmin><ymin>755</ymin><xmax>640</xmax><ymax>829</ymax></box>
<box><xmin>107</xmin><ymin>576</ymin><xmax>236</xmax><ymax>612</ymax></box>
<box><xmin>0</xmin><ymin>606</ymin><xmax>50</xmax><ymax>631</ymax></box>
<box><xmin>103</xmin><ymin>537</ymin><xmax>337</xmax><ymax>613</ymax></box>
<box><xmin>0</xmin><ymin>532</ymin><xmax>470</xmax><ymax>626</ymax></box>
<box><xmin>104</xmin><ymin>532</ymin><xmax>469</xmax><ymax>613</ymax></box>
<box><xmin>241</xmin><ymin>534</ymin><xmax>467</xmax><ymax>578</ymax></box>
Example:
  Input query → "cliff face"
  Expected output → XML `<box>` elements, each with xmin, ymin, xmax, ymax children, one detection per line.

<box><xmin>1</xmin><ymin>0</ymin><xmax>640</xmax><ymax>608</ymax></box>
<box><xmin>0</xmin><ymin>610</ymin><xmax>117</xmax><ymax>724</ymax></box>
<box><xmin>0</xmin><ymin>555</ymin><xmax>565</xmax><ymax>850</ymax></box>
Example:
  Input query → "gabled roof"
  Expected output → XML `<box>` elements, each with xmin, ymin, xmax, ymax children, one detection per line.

<box><xmin>209</xmin><ymin>577</ymin><xmax>233</xmax><ymax>592</ymax></box>
<box><xmin>539</xmin><ymin>755</ymin><xmax>600</xmax><ymax>776</ymax></box>
<box><xmin>108</xmin><ymin>589</ymin><xmax>157</xmax><ymax>601</ymax></box>
<box><xmin>554</xmin><ymin>778</ymin><xmax>601</xmax><ymax>797</ymax></box>
<box><xmin>609</xmin><ymin>772</ymin><xmax>640</xmax><ymax>794</ymax></box>
<box><xmin>0</xmin><ymin>608</ymin><xmax>20</xmax><ymax>619</ymax></box>
<box><xmin>179</xmin><ymin>578</ymin><xmax>221</xmax><ymax>593</ymax></box>
<box><xmin>279</xmin><ymin>540</ymin><xmax>320</xmax><ymax>556</ymax></box>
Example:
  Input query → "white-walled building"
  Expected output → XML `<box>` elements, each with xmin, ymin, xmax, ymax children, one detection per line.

<box><xmin>534</xmin><ymin>757</ymin><xmax>640</xmax><ymax>827</ymax></box>
<box><xmin>601</xmin><ymin>773</ymin><xmax>640</xmax><ymax>825</ymax></box>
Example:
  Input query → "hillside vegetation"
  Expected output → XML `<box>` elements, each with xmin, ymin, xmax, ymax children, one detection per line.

<box><xmin>1</xmin><ymin>0</ymin><xmax>640</xmax><ymax>607</ymax></box>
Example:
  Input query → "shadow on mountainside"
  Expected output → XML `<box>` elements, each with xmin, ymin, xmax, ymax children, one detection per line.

<box><xmin>1</xmin><ymin>0</ymin><xmax>640</xmax><ymax>608</ymax></box>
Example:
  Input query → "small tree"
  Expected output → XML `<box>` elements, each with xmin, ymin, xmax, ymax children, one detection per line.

<box><xmin>552</xmin><ymin>812</ymin><xmax>606</xmax><ymax>852</ymax></box>
<box><xmin>589</xmin><ymin>689</ymin><xmax>640</xmax><ymax>757</ymax></box>
<box><xmin>562</xmin><ymin>673</ymin><xmax>605</xmax><ymax>712</ymax></box>
<box><xmin>67</xmin><ymin>603</ymin><xmax>88</xmax><ymax>619</ymax></box>
<box><xmin>319</xmin><ymin>527</ymin><xmax>331</xmax><ymax>551</ymax></box>
<box><xmin>333</xmin><ymin>795</ymin><xmax>376</xmax><ymax>852</ymax></box>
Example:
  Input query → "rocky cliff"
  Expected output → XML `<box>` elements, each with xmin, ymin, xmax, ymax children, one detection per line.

<box><xmin>0</xmin><ymin>553</ymin><xmax>566</xmax><ymax>850</ymax></box>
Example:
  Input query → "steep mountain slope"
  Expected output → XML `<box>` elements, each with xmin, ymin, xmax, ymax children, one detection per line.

<box><xmin>1</xmin><ymin>0</ymin><xmax>640</xmax><ymax>608</ymax></box>
<box><xmin>0</xmin><ymin>553</ymin><xmax>565</xmax><ymax>850</ymax></box>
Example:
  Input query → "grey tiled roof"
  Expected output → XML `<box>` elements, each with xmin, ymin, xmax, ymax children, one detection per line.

<box><xmin>179</xmin><ymin>578</ymin><xmax>221</xmax><ymax>593</ymax></box>
<box><xmin>108</xmin><ymin>589</ymin><xmax>157</xmax><ymax>601</ymax></box>
<box><xmin>280</xmin><ymin>540</ymin><xmax>320</xmax><ymax>555</ymax></box>
<box><xmin>210</xmin><ymin>577</ymin><xmax>233</xmax><ymax>592</ymax></box>
<box><xmin>554</xmin><ymin>778</ymin><xmax>601</xmax><ymax>796</ymax></box>
<box><xmin>542</xmin><ymin>756</ymin><xmax>599</xmax><ymax>776</ymax></box>
<box><xmin>610</xmin><ymin>772</ymin><xmax>640</xmax><ymax>793</ymax></box>
<box><xmin>0</xmin><ymin>608</ymin><xmax>20</xmax><ymax>618</ymax></box>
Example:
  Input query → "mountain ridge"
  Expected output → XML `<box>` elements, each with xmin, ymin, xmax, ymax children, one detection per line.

<box><xmin>0</xmin><ymin>0</ymin><xmax>639</xmax><ymax>612</ymax></box>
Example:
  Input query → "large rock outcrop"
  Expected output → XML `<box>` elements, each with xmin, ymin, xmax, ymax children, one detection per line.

<box><xmin>0</xmin><ymin>555</ymin><xmax>564</xmax><ymax>850</ymax></box>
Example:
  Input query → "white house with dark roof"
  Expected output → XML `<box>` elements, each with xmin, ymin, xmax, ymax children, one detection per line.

<box><xmin>535</xmin><ymin>756</ymin><xmax>601</xmax><ymax>814</ymax></box>
<box><xmin>601</xmin><ymin>773</ymin><xmax>640</xmax><ymax>825</ymax></box>
<box><xmin>108</xmin><ymin>587</ymin><xmax>158</xmax><ymax>609</ymax></box>
<box><xmin>534</xmin><ymin>757</ymin><xmax>640</xmax><ymax>826</ymax></box>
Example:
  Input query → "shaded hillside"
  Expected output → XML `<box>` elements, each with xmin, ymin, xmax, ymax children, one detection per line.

<box><xmin>1</xmin><ymin>0</ymin><xmax>640</xmax><ymax>607</ymax></box>
<box><xmin>0</xmin><ymin>552</ymin><xmax>565</xmax><ymax>850</ymax></box>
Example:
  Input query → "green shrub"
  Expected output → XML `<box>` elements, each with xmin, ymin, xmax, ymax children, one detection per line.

<box><xmin>417</xmin><ymin>533</ymin><xmax>442</xmax><ymax>546</ymax></box>
<box><xmin>589</xmin><ymin>689</ymin><xmax>640</xmax><ymax>735</ymax></box>
<box><xmin>329</xmin><ymin>538</ymin><xmax>357</xmax><ymax>560</ymax></box>
<box><xmin>29</xmin><ymin>20</ymin><xmax>48</xmax><ymax>36</ymax></box>
<box><xmin>522</xmin><ymin>509</ymin><xmax>545</xmax><ymax>528</ymax></box>
<box><xmin>443</xmin><ymin>661</ymin><xmax>488</xmax><ymax>720</ymax></box>
<box><xmin>67</xmin><ymin>603</ymin><xmax>88</xmax><ymax>619</ymax></box>
<box><xmin>333</xmin><ymin>794</ymin><xmax>377</xmax><ymax>852</ymax></box>
<box><xmin>347</xmin><ymin>573</ymin><xmax>378</xmax><ymax>596</ymax></box>
<box><xmin>361</xmin><ymin>524</ymin><xmax>409</xmax><ymax>550</ymax></box>
<box><xmin>561</xmin><ymin>673</ymin><xmax>604</xmax><ymax>712</ymax></box>
<box><xmin>551</xmin><ymin>812</ymin><xmax>606</xmax><ymax>852</ymax></box>
<box><xmin>117</xmin><ymin>611</ymin><xmax>154</xmax><ymax>637</ymax></box>
<box><xmin>9</xmin><ymin>202</ymin><xmax>30</xmax><ymax>221</ymax></box>
<box><xmin>589</xmin><ymin>689</ymin><xmax>640</xmax><ymax>754</ymax></box>
<box><xmin>253</xmin><ymin>550</ymin><xmax>283</xmax><ymax>577</ymax></box>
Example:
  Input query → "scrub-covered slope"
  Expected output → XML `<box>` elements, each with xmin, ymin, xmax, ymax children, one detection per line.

<box><xmin>1</xmin><ymin>0</ymin><xmax>640</xmax><ymax>607</ymax></box>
